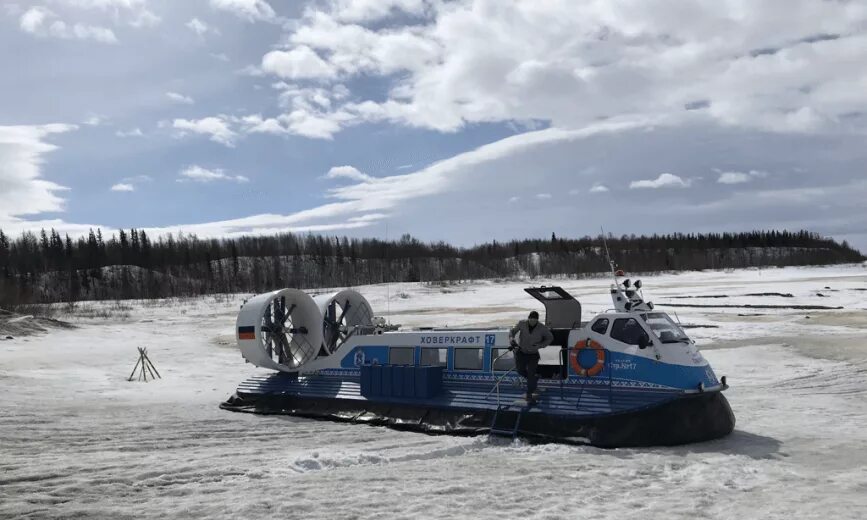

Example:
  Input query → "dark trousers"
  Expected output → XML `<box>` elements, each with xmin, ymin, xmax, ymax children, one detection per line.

<box><xmin>514</xmin><ymin>350</ymin><xmax>540</xmax><ymax>397</ymax></box>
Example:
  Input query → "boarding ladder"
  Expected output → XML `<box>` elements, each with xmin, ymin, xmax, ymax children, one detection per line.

<box><xmin>488</xmin><ymin>403</ymin><xmax>524</xmax><ymax>439</ymax></box>
<box><xmin>486</xmin><ymin>344</ymin><xmax>615</xmax><ymax>439</ymax></box>
<box><xmin>485</xmin><ymin>349</ymin><xmax>527</xmax><ymax>440</ymax></box>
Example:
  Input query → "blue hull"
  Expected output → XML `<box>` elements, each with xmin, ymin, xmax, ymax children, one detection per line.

<box><xmin>221</xmin><ymin>372</ymin><xmax>735</xmax><ymax>447</ymax></box>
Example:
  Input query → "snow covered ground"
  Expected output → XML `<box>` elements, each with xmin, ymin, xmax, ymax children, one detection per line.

<box><xmin>1</xmin><ymin>264</ymin><xmax>866</xmax><ymax>519</ymax></box>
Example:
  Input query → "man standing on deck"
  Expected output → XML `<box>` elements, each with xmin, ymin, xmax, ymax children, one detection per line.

<box><xmin>509</xmin><ymin>311</ymin><xmax>553</xmax><ymax>405</ymax></box>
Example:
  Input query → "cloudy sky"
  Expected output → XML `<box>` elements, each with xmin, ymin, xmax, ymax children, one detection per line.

<box><xmin>2</xmin><ymin>0</ymin><xmax>866</xmax><ymax>251</ymax></box>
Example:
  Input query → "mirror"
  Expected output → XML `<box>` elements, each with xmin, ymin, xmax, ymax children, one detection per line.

<box><xmin>635</xmin><ymin>280</ymin><xmax>642</xmax><ymax>289</ymax></box>
<box><xmin>622</xmin><ymin>278</ymin><xmax>631</xmax><ymax>288</ymax></box>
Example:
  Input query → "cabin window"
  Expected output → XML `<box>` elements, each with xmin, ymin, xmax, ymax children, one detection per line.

<box><xmin>641</xmin><ymin>313</ymin><xmax>690</xmax><ymax>344</ymax></box>
<box><xmin>491</xmin><ymin>348</ymin><xmax>514</xmax><ymax>371</ymax></box>
<box><xmin>389</xmin><ymin>347</ymin><xmax>414</xmax><ymax>365</ymax></box>
<box><xmin>454</xmin><ymin>348</ymin><xmax>483</xmax><ymax>371</ymax></box>
<box><xmin>610</xmin><ymin>318</ymin><xmax>650</xmax><ymax>346</ymax></box>
<box><xmin>590</xmin><ymin>318</ymin><xmax>610</xmax><ymax>334</ymax></box>
<box><xmin>420</xmin><ymin>347</ymin><xmax>448</xmax><ymax>367</ymax></box>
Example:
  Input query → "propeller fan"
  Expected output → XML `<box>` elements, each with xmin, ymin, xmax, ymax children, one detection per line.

<box><xmin>322</xmin><ymin>299</ymin><xmax>353</xmax><ymax>355</ymax></box>
<box><xmin>260</xmin><ymin>294</ymin><xmax>316</xmax><ymax>369</ymax></box>
<box><xmin>315</xmin><ymin>290</ymin><xmax>374</xmax><ymax>356</ymax></box>
<box><xmin>236</xmin><ymin>288</ymin><xmax>325</xmax><ymax>372</ymax></box>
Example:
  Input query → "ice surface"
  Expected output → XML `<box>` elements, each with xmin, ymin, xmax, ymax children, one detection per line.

<box><xmin>1</xmin><ymin>265</ymin><xmax>866</xmax><ymax>519</ymax></box>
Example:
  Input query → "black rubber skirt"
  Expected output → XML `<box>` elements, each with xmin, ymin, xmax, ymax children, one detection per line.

<box><xmin>221</xmin><ymin>390</ymin><xmax>735</xmax><ymax>448</ymax></box>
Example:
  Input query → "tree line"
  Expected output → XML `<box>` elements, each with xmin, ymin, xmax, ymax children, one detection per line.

<box><xmin>0</xmin><ymin>227</ymin><xmax>862</xmax><ymax>306</ymax></box>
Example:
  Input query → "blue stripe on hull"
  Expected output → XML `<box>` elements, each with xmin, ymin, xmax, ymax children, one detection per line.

<box><xmin>234</xmin><ymin>373</ymin><xmax>685</xmax><ymax>418</ymax></box>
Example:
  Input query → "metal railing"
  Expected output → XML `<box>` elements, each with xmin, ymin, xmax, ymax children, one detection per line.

<box><xmin>485</xmin><ymin>349</ymin><xmax>518</xmax><ymax>409</ymax></box>
<box><xmin>486</xmin><ymin>345</ymin><xmax>616</xmax><ymax>411</ymax></box>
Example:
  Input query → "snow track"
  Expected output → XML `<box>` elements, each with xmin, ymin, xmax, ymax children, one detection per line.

<box><xmin>2</xmin><ymin>265</ymin><xmax>866</xmax><ymax>518</ymax></box>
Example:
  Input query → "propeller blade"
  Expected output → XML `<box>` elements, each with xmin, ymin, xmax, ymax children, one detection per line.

<box><xmin>275</xmin><ymin>334</ymin><xmax>285</xmax><ymax>364</ymax></box>
<box><xmin>335</xmin><ymin>300</ymin><xmax>351</xmax><ymax>327</ymax></box>
<box><xmin>277</xmin><ymin>334</ymin><xmax>295</xmax><ymax>366</ymax></box>
<box><xmin>263</xmin><ymin>303</ymin><xmax>274</xmax><ymax>329</ymax></box>
<box><xmin>263</xmin><ymin>332</ymin><xmax>272</xmax><ymax>358</ymax></box>
<box><xmin>327</xmin><ymin>331</ymin><xmax>339</xmax><ymax>353</ymax></box>
<box><xmin>280</xmin><ymin>303</ymin><xmax>296</xmax><ymax>326</ymax></box>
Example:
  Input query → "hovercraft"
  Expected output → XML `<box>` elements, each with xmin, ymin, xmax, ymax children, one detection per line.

<box><xmin>221</xmin><ymin>274</ymin><xmax>735</xmax><ymax>447</ymax></box>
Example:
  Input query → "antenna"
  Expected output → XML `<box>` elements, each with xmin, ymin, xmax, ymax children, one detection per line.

<box><xmin>385</xmin><ymin>222</ymin><xmax>390</xmax><ymax>323</ymax></box>
<box><xmin>601</xmin><ymin>226</ymin><xmax>617</xmax><ymax>285</ymax></box>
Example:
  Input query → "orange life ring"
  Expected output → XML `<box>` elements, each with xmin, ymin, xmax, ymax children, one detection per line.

<box><xmin>570</xmin><ymin>338</ymin><xmax>606</xmax><ymax>376</ymax></box>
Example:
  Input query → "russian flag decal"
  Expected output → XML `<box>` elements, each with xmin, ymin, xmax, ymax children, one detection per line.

<box><xmin>238</xmin><ymin>326</ymin><xmax>256</xmax><ymax>340</ymax></box>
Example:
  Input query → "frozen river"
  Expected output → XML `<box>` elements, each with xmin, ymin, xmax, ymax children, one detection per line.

<box><xmin>2</xmin><ymin>265</ymin><xmax>866</xmax><ymax>519</ymax></box>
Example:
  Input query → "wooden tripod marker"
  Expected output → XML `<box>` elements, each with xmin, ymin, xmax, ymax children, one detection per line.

<box><xmin>128</xmin><ymin>347</ymin><xmax>161</xmax><ymax>382</ymax></box>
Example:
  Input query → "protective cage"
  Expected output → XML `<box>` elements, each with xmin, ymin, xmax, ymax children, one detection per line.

<box><xmin>313</xmin><ymin>290</ymin><xmax>374</xmax><ymax>356</ymax></box>
<box><xmin>236</xmin><ymin>289</ymin><xmax>325</xmax><ymax>372</ymax></box>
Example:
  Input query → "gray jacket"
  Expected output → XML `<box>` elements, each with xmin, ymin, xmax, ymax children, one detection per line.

<box><xmin>509</xmin><ymin>320</ymin><xmax>553</xmax><ymax>355</ymax></box>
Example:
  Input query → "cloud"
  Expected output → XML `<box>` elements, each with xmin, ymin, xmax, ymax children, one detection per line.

<box><xmin>172</xmin><ymin>117</ymin><xmax>237</xmax><ymax>146</ymax></box>
<box><xmin>210</xmin><ymin>0</ymin><xmax>276</xmax><ymax>22</ymax></box>
<box><xmin>83</xmin><ymin>115</ymin><xmax>105</xmax><ymax>126</ymax></box>
<box><xmin>236</xmin><ymin>109</ymin><xmax>345</xmax><ymax>140</ymax></box>
<box><xmin>717</xmin><ymin>169</ymin><xmax>769</xmax><ymax>184</ymax></box>
<box><xmin>630</xmin><ymin>173</ymin><xmax>692</xmax><ymax>189</ymax></box>
<box><xmin>249</xmin><ymin>1</ymin><xmax>867</xmax><ymax>140</ymax></box>
<box><xmin>261</xmin><ymin>46</ymin><xmax>336</xmax><ymax>80</ymax></box>
<box><xmin>177</xmin><ymin>165</ymin><xmax>249</xmax><ymax>183</ymax></box>
<box><xmin>172</xmin><ymin>109</ymin><xmax>349</xmax><ymax>144</ymax></box>
<box><xmin>347</xmin><ymin>213</ymin><xmax>389</xmax><ymax>224</ymax></box>
<box><xmin>330</xmin><ymin>0</ymin><xmax>431</xmax><ymax>22</ymax></box>
<box><xmin>166</xmin><ymin>92</ymin><xmax>195</xmax><ymax>104</ymax></box>
<box><xmin>221</xmin><ymin>83</ymin><xmax>357</xmax><ymax>139</ymax></box>
<box><xmin>54</xmin><ymin>0</ymin><xmax>160</xmax><ymax>27</ymax></box>
<box><xmin>324</xmin><ymin>165</ymin><xmax>372</xmax><ymax>182</ymax></box>
<box><xmin>123</xmin><ymin>174</ymin><xmax>153</xmax><ymax>183</ymax></box>
<box><xmin>0</xmin><ymin>124</ymin><xmax>77</xmax><ymax>223</ymax></box>
<box><xmin>116</xmin><ymin>128</ymin><xmax>144</xmax><ymax>137</ymax></box>
<box><xmin>717</xmin><ymin>171</ymin><xmax>750</xmax><ymax>184</ymax></box>
<box><xmin>7</xmin><ymin>118</ymin><xmax>867</xmax><ymax>252</ymax></box>
<box><xmin>19</xmin><ymin>7</ymin><xmax>118</xmax><ymax>43</ymax></box>
<box><xmin>589</xmin><ymin>183</ymin><xmax>610</xmax><ymax>193</ymax></box>
<box><xmin>19</xmin><ymin>7</ymin><xmax>50</xmax><ymax>32</ymax></box>
<box><xmin>110</xmin><ymin>174</ymin><xmax>152</xmax><ymax>191</ymax></box>
<box><xmin>536</xmin><ymin>193</ymin><xmax>552</xmax><ymax>199</ymax></box>
<box><xmin>4</xmin><ymin>4</ymin><xmax>24</xmax><ymax>17</ymax></box>
<box><xmin>508</xmin><ymin>196</ymin><xmax>519</xmax><ymax>203</ymax></box>
<box><xmin>235</xmin><ymin>114</ymin><xmax>287</xmax><ymax>135</ymax></box>
<box><xmin>57</xmin><ymin>0</ymin><xmax>144</xmax><ymax>7</ymax></box>
<box><xmin>186</xmin><ymin>18</ymin><xmax>217</xmax><ymax>36</ymax></box>
<box><xmin>120</xmin><ymin>120</ymin><xmax>646</xmax><ymax>238</ymax></box>
<box><xmin>276</xmin><ymin>108</ymin><xmax>343</xmax><ymax>139</ymax></box>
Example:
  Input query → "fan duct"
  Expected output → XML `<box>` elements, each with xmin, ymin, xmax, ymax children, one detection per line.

<box><xmin>236</xmin><ymin>289</ymin><xmax>325</xmax><ymax>372</ymax></box>
<box><xmin>313</xmin><ymin>290</ymin><xmax>374</xmax><ymax>356</ymax></box>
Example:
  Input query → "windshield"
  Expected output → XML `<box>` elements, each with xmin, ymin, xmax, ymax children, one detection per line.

<box><xmin>641</xmin><ymin>312</ymin><xmax>690</xmax><ymax>343</ymax></box>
